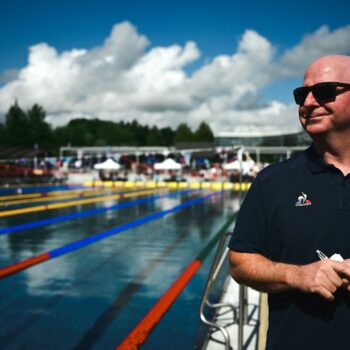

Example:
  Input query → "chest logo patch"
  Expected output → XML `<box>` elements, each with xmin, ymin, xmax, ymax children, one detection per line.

<box><xmin>295</xmin><ymin>192</ymin><xmax>312</xmax><ymax>207</ymax></box>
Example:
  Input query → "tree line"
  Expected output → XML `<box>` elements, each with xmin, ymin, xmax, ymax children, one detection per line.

<box><xmin>0</xmin><ymin>102</ymin><xmax>214</xmax><ymax>154</ymax></box>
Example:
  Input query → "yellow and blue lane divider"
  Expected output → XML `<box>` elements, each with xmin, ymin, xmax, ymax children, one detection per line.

<box><xmin>0</xmin><ymin>186</ymin><xmax>107</xmax><ymax>203</ymax></box>
<box><xmin>0</xmin><ymin>187</ymin><xmax>112</xmax><ymax>205</ymax></box>
<box><xmin>0</xmin><ymin>189</ymin><xmax>229</xmax><ymax>279</ymax></box>
<box><xmin>0</xmin><ymin>189</ymin><xmax>195</xmax><ymax>235</ymax></box>
<box><xmin>0</xmin><ymin>187</ymin><xmax>169</xmax><ymax>218</ymax></box>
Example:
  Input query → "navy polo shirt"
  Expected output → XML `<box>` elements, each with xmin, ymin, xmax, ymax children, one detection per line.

<box><xmin>229</xmin><ymin>145</ymin><xmax>350</xmax><ymax>350</ymax></box>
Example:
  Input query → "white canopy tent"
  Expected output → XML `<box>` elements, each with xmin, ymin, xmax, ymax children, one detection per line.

<box><xmin>94</xmin><ymin>158</ymin><xmax>121</xmax><ymax>170</ymax></box>
<box><xmin>223</xmin><ymin>160</ymin><xmax>241</xmax><ymax>171</ymax></box>
<box><xmin>224</xmin><ymin>159</ymin><xmax>255</xmax><ymax>175</ymax></box>
<box><xmin>154</xmin><ymin>158</ymin><xmax>182</xmax><ymax>170</ymax></box>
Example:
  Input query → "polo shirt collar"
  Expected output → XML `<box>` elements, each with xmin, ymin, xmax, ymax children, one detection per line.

<box><xmin>304</xmin><ymin>144</ymin><xmax>331</xmax><ymax>173</ymax></box>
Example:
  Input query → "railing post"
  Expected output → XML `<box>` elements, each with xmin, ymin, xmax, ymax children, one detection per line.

<box><xmin>238</xmin><ymin>285</ymin><xmax>244</xmax><ymax>350</ymax></box>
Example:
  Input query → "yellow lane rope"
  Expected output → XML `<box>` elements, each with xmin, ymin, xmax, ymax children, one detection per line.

<box><xmin>0</xmin><ymin>188</ymin><xmax>123</xmax><ymax>206</ymax></box>
<box><xmin>0</xmin><ymin>187</ymin><xmax>107</xmax><ymax>202</ymax></box>
<box><xmin>0</xmin><ymin>188</ymin><xmax>168</xmax><ymax>218</ymax></box>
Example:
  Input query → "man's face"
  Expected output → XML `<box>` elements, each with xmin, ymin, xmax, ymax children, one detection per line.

<box><xmin>298</xmin><ymin>61</ymin><xmax>350</xmax><ymax>136</ymax></box>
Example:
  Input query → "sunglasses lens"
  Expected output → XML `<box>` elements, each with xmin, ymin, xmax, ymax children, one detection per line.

<box><xmin>313</xmin><ymin>84</ymin><xmax>336</xmax><ymax>102</ymax></box>
<box><xmin>293</xmin><ymin>83</ymin><xmax>338</xmax><ymax>105</ymax></box>
<box><xmin>293</xmin><ymin>87</ymin><xmax>308</xmax><ymax>105</ymax></box>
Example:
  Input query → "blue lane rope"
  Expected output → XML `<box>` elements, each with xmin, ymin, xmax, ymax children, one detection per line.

<box><xmin>49</xmin><ymin>190</ymin><xmax>227</xmax><ymax>258</ymax></box>
<box><xmin>0</xmin><ymin>190</ymin><xmax>229</xmax><ymax>279</ymax></box>
<box><xmin>0</xmin><ymin>189</ymin><xmax>195</xmax><ymax>235</ymax></box>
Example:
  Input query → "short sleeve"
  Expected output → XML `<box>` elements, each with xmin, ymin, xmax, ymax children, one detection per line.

<box><xmin>228</xmin><ymin>176</ymin><xmax>270</xmax><ymax>257</ymax></box>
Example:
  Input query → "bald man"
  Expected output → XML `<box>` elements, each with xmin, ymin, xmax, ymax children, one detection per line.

<box><xmin>228</xmin><ymin>55</ymin><xmax>350</xmax><ymax>350</ymax></box>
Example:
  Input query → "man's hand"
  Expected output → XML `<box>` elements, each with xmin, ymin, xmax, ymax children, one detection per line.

<box><xmin>229</xmin><ymin>251</ymin><xmax>350</xmax><ymax>297</ymax></box>
<box><xmin>340</xmin><ymin>258</ymin><xmax>350</xmax><ymax>292</ymax></box>
<box><xmin>291</xmin><ymin>260</ymin><xmax>350</xmax><ymax>301</ymax></box>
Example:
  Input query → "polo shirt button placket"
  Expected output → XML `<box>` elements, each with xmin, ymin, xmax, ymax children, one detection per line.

<box><xmin>339</xmin><ymin>176</ymin><xmax>348</xmax><ymax>211</ymax></box>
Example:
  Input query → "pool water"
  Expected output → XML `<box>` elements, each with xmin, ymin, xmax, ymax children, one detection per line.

<box><xmin>0</xmin><ymin>186</ymin><xmax>239</xmax><ymax>349</ymax></box>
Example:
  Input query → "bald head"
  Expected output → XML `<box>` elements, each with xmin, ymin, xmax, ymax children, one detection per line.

<box><xmin>298</xmin><ymin>55</ymin><xmax>350</xmax><ymax>141</ymax></box>
<box><xmin>304</xmin><ymin>55</ymin><xmax>350</xmax><ymax>85</ymax></box>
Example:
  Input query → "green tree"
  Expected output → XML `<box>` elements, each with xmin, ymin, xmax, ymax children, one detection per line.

<box><xmin>4</xmin><ymin>101</ymin><xmax>30</xmax><ymax>147</ymax></box>
<box><xmin>193</xmin><ymin>122</ymin><xmax>214</xmax><ymax>142</ymax></box>
<box><xmin>159</xmin><ymin>127</ymin><xmax>174</xmax><ymax>146</ymax></box>
<box><xmin>174</xmin><ymin>123</ymin><xmax>193</xmax><ymax>143</ymax></box>
<box><xmin>146</xmin><ymin>126</ymin><xmax>161</xmax><ymax>145</ymax></box>
<box><xmin>27</xmin><ymin>104</ymin><xmax>55</xmax><ymax>150</ymax></box>
<box><xmin>0</xmin><ymin>123</ymin><xmax>5</xmax><ymax>145</ymax></box>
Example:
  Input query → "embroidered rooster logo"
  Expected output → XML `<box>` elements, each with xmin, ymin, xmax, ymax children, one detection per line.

<box><xmin>295</xmin><ymin>192</ymin><xmax>312</xmax><ymax>207</ymax></box>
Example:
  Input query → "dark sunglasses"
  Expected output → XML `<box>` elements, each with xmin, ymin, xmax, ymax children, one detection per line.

<box><xmin>293</xmin><ymin>82</ymin><xmax>350</xmax><ymax>105</ymax></box>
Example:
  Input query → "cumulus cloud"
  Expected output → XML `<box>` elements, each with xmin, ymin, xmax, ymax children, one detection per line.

<box><xmin>277</xmin><ymin>25</ymin><xmax>350</xmax><ymax>78</ymax></box>
<box><xmin>0</xmin><ymin>68</ymin><xmax>19</xmax><ymax>84</ymax></box>
<box><xmin>0</xmin><ymin>21</ymin><xmax>350</xmax><ymax>135</ymax></box>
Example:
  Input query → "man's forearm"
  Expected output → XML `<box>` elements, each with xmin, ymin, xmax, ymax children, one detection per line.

<box><xmin>229</xmin><ymin>251</ymin><xmax>350</xmax><ymax>300</ymax></box>
<box><xmin>229</xmin><ymin>251</ymin><xmax>299</xmax><ymax>293</ymax></box>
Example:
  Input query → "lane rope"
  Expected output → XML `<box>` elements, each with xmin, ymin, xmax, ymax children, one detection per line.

<box><xmin>0</xmin><ymin>188</ymin><xmax>168</xmax><ymax>218</ymax></box>
<box><xmin>116</xmin><ymin>211</ymin><xmax>238</xmax><ymax>349</ymax></box>
<box><xmin>0</xmin><ymin>190</ymin><xmax>228</xmax><ymax>279</ymax></box>
<box><xmin>0</xmin><ymin>187</ymin><xmax>106</xmax><ymax>203</ymax></box>
<box><xmin>0</xmin><ymin>189</ymin><xmax>194</xmax><ymax>235</ymax></box>
<box><xmin>0</xmin><ymin>187</ymin><xmax>110</xmax><ymax>205</ymax></box>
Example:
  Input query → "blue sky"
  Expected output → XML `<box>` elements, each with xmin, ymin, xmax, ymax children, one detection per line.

<box><xmin>0</xmin><ymin>0</ymin><xmax>350</xmax><ymax>134</ymax></box>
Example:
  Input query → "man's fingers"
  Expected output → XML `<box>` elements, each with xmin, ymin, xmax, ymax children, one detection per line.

<box><xmin>318</xmin><ymin>287</ymin><xmax>335</xmax><ymax>301</ymax></box>
<box><xmin>327</xmin><ymin>271</ymin><xmax>343</xmax><ymax>289</ymax></box>
<box><xmin>328</xmin><ymin>261</ymin><xmax>350</xmax><ymax>279</ymax></box>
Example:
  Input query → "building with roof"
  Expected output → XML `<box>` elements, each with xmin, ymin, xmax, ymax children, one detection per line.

<box><xmin>215</xmin><ymin>129</ymin><xmax>311</xmax><ymax>147</ymax></box>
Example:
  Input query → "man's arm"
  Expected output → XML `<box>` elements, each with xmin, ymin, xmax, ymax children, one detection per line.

<box><xmin>229</xmin><ymin>250</ymin><xmax>350</xmax><ymax>301</ymax></box>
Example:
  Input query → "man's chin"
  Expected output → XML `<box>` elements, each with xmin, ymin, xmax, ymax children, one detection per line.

<box><xmin>304</xmin><ymin>125</ymin><xmax>329</xmax><ymax>136</ymax></box>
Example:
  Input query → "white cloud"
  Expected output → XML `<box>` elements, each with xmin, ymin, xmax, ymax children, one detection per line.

<box><xmin>278</xmin><ymin>25</ymin><xmax>350</xmax><ymax>77</ymax></box>
<box><xmin>0</xmin><ymin>22</ymin><xmax>350</xmax><ymax>134</ymax></box>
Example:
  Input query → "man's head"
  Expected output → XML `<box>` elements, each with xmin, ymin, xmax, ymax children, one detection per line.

<box><xmin>295</xmin><ymin>55</ymin><xmax>350</xmax><ymax>137</ymax></box>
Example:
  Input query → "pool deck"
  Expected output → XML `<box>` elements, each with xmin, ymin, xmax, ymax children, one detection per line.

<box><xmin>204</xmin><ymin>276</ymin><xmax>267</xmax><ymax>350</ymax></box>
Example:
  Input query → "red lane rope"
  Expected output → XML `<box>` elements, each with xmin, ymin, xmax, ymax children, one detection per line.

<box><xmin>116</xmin><ymin>260</ymin><xmax>201</xmax><ymax>350</ymax></box>
<box><xmin>0</xmin><ymin>253</ymin><xmax>50</xmax><ymax>278</ymax></box>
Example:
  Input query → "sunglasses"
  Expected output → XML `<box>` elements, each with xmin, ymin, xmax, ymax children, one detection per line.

<box><xmin>293</xmin><ymin>82</ymin><xmax>350</xmax><ymax>105</ymax></box>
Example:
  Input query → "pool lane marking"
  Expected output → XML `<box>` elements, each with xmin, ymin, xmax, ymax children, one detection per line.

<box><xmin>0</xmin><ymin>188</ymin><xmax>168</xmax><ymax>218</ymax></box>
<box><xmin>0</xmin><ymin>192</ymin><xmax>228</xmax><ymax>346</ymax></box>
<box><xmin>0</xmin><ymin>187</ymin><xmax>110</xmax><ymax>205</ymax></box>
<box><xmin>0</xmin><ymin>184</ymin><xmax>84</xmax><ymax>196</ymax></box>
<box><xmin>0</xmin><ymin>189</ymin><xmax>194</xmax><ymax>235</ymax></box>
<box><xmin>0</xmin><ymin>190</ymin><xmax>227</xmax><ymax>279</ymax></box>
<box><xmin>73</xmin><ymin>228</ymin><xmax>191</xmax><ymax>349</ymax></box>
<box><xmin>0</xmin><ymin>193</ymin><xmax>45</xmax><ymax>201</ymax></box>
<box><xmin>0</xmin><ymin>186</ymin><xmax>157</xmax><ymax>207</ymax></box>
<box><xmin>0</xmin><ymin>190</ymin><xmax>221</xmax><ymax>346</ymax></box>
<box><xmin>0</xmin><ymin>253</ymin><xmax>51</xmax><ymax>278</ymax></box>
<box><xmin>0</xmin><ymin>185</ymin><xmax>158</xmax><ymax>206</ymax></box>
<box><xmin>116</xmin><ymin>212</ymin><xmax>238</xmax><ymax>350</ymax></box>
<box><xmin>0</xmin><ymin>213</ymin><xmax>200</xmax><ymax>350</ymax></box>
<box><xmin>0</xmin><ymin>219</ymin><xmax>194</xmax><ymax>347</ymax></box>
<box><xmin>0</xmin><ymin>187</ymin><xmax>106</xmax><ymax>203</ymax></box>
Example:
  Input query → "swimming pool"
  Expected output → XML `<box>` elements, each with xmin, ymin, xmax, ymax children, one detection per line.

<box><xmin>0</xmin><ymin>186</ymin><xmax>239</xmax><ymax>349</ymax></box>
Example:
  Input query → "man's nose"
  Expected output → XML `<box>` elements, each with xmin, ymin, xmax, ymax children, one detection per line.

<box><xmin>303</xmin><ymin>90</ymin><xmax>319</xmax><ymax>107</ymax></box>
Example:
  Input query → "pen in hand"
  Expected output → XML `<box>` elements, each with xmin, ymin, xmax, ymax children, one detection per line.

<box><xmin>316</xmin><ymin>250</ymin><xmax>343</xmax><ymax>261</ymax></box>
<box><xmin>316</xmin><ymin>250</ymin><xmax>328</xmax><ymax>260</ymax></box>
